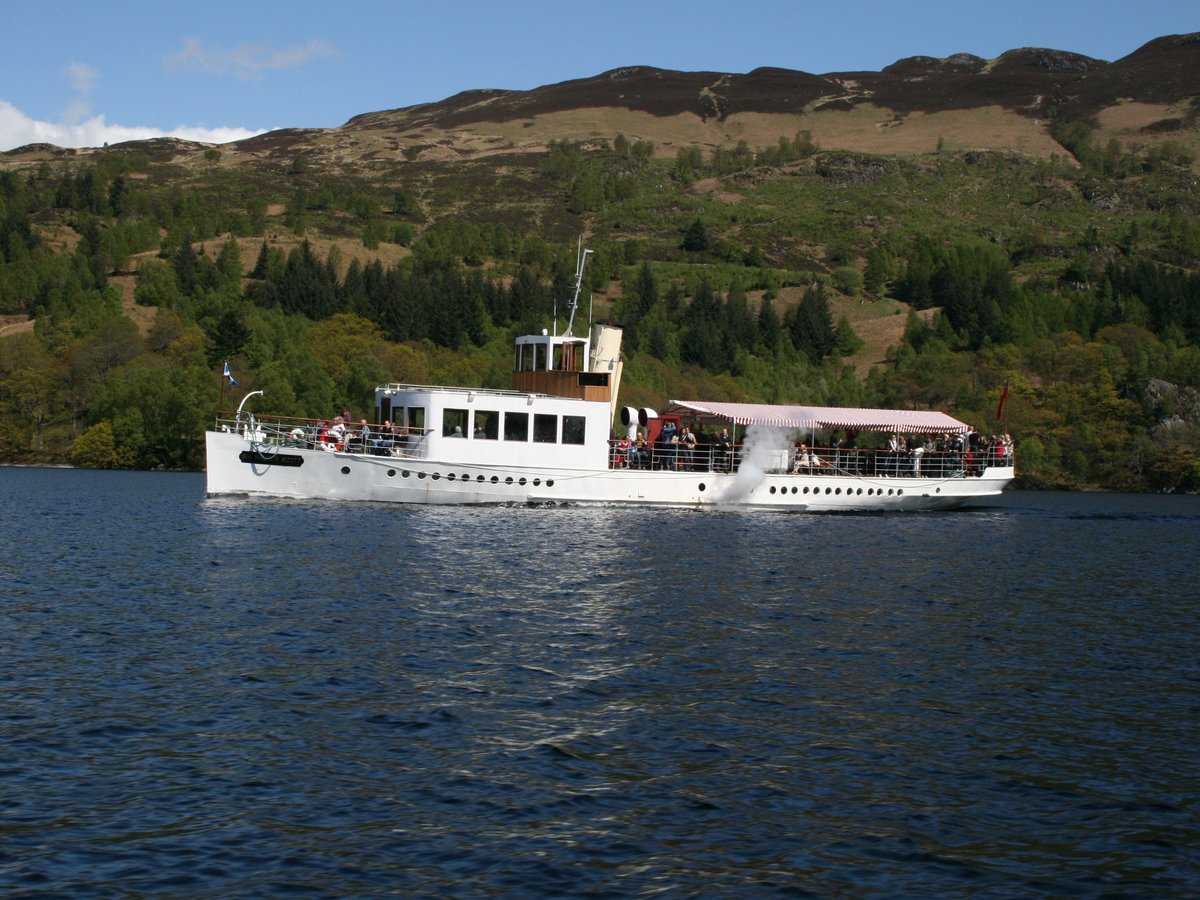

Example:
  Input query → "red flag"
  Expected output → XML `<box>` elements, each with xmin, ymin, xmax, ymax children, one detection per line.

<box><xmin>995</xmin><ymin>383</ymin><xmax>1009</xmax><ymax>421</ymax></box>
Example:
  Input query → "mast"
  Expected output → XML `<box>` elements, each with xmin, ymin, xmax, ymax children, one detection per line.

<box><xmin>564</xmin><ymin>238</ymin><xmax>592</xmax><ymax>338</ymax></box>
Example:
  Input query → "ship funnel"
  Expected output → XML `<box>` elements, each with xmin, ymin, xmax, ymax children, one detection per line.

<box><xmin>591</xmin><ymin>324</ymin><xmax>625</xmax><ymax>430</ymax></box>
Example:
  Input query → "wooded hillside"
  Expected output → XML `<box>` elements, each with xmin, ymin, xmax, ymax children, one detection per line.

<box><xmin>2</xmin><ymin>34</ymin><xmax>1199</xmax><ymax>490</ymax></box>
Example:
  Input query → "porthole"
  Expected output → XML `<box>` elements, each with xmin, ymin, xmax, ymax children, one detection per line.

<box><xmin>491</xmin><ymin>475</ymin><xmax>499</xmax><ymax>484</ymax></box>
<box><xmin>897</xmin><ymin>489</ymin><xmax>904</xmax><ymax>496</ymax></box>
<box><xmin>935</xmin><ymin>487</ymin><xmax>941</xmax><ymax>494</ymax></box>
<box><xmin>447</xmin><ymin>473</ymin><xmax>456</xmax><ymax>481</ymax></box>
<box><xmin>477</xmin><ymin>475</ymin><xmax>485</xmax><ymax>482</ymax></box>
<box><xmin>533</xmin><ymin>478</ymin><xmax>542</xmax><ymax>486</ymax></box>
<box><xmin>825</xmin><ymin>487</ymin><xmax>832</xmax><ymax>495</ymax></box>
<box><xmin>546</xmin><ymin>480</ymin><xmax>555</xmax><ymax>487</ymax></box>
<box><xmin>505</xmin><ymin>476</ymin><xmax>514</xmax><ymax>485</ymax></box>
<box><xmin>418</xmin><ymin>472</ymin><xmax>427</xmax><ymax>480</ymax></box>
<box><xmin>803</xmin><ymin>486</ymin><xmax>810</xmax><ymax>494</ymax></box>
<box><xmin>518</xmin><ymin>478</ymin><xmax>527</xmax><ymax>486</ymax></box>
<box><xmin>387</xmin><ymin>469</ymin><xmax>396</xmax><ymax>478</ymax></box>
<box><xmin>698</xmin><ymin>483</ymin><xmax>706</xmax><ymax>492</ymax></box>
<box><xmin>835</xmin><ymin>487</ymin><xmax>842</xmax><ymax>495</ymax></box>
<box><xmin>432</xmin><ymin>472</ymin><xmax>440</xmax><ymax>480</ymax></box>
<box><xmin>402</xmin><ymin>470</ymin><xmax>411</xmax><ymax>478</ymax></box>
<box><xmin>463</xmin><ymin>474</ymin><xmax>470</xmax><ymax>481</ymax></box>
<box><xmin>769</xmin><ymin>486</ymin><xmax>777</xmax><ymax>495</ymax></box>
<box><xmin>340</xmin><ymin>466</ymin><xmax>351</xmax><ymax>475</ymax></box>
<box><xmin>856</xmin><ymin>488</ymin><xmax>863</xmax><ymax>495</ymax></box>
<box><xmin>887</xmin><ymin>488</ymin><xmax>893</xmax><ymax>496</ymax></box>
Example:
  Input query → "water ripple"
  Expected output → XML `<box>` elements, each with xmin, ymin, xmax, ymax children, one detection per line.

<box><xmin>1</xmin><ymin>470</ymin><xmax>1197</xmax><ymax>895</ymax></box>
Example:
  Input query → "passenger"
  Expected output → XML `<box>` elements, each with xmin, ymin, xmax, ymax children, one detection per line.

<box><xmin>657</xmin><ymin>421</ymin><xmax>678</xmax><ymax>470</ymax></box>
<box><xmin>628</xmin><ymin>432</ymin><xmax>646</xmax><ymax>468</ymax></box>
<box><xmin>680</xmin><ymin>426</ymin><xmax>697</xmax><ymax>470</ymax></box>
<box><xmin>329</xmin><ymin>416</ymin><xmax>347</xmax><ymax>449</ymax></box>
<box><xmin>829</xmin><ymin>431</ymin><xmax>842</xmax><ymax>472</ymax></box>
<box><xmin>316</xmin><ymin>420</ymin><xmax>337</xmax><ymax>451</ymax></box>
<box><xmin>615</xmin><ymin>437</ymin><xmax>633</xmax><ymax>468</ymax></box>
<box><xmin>991</xmin><ymin>434</ymin><xmax>1010</xmax><ymax>466</ymax></box>
<box><xmin>377</xmin><ymin>421</ymin><xmax>395</xmax><ymax>454</ymax></box>
<box><xmin>716</xmin><ymin>428</ymin><xmax>733</xmax><ymax>472</ymax></box>
<box><xmin>793</xmin><ymin>443</ymin><xmax>819</xmax><ymax>473</ymax></box>
<box><xmin>886</xmin><ymin>432</ymin><xmax>901</xmax><ymax>475</ymax></box>
<box><xmin>450</xmin><ymin>425</ymin><xmax>464</xmax><ymax>437</ymax></box>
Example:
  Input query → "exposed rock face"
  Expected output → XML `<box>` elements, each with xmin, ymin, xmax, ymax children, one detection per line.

<box><xmin>1142</xmin><ymin>378</ymin><xmax>1200</xmax><ymax>427</ymax></box>
<box><xmin>814</xmin><ymin>154</ymin><xmax>889</xmax><ymax>186</ymax></box>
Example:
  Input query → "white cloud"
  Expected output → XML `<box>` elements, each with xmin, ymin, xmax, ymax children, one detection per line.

<box><xmin>165</xmin><ymin>37</ymin><xmax>337</xmax><ymax>81</ymax></box>
<box><xmin>0</xmin><ymin>99</ymin><xmax>267</xmax><ymax>152</ymax></box>
<box><xmin>64</xmin><ymin>62</ymin><xmax>100</xmax><ymax>96</ymax></box>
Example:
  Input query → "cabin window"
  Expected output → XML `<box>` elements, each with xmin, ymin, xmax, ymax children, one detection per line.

<box><xmin>534</xmin><ymin>343</ymin><xmax>548</xmax><ymax>372</ymax></box>
<box><xmin>406</xmin><ymin>407</ymin><xmax>425</xmax><ymax>434</ymax></box>
<box><xmin>516</xmin><ymin>343</ymin><xmax>535</xmax><ymax>373</ymax></box>
<box><xmin>562</xmin><ymin>415</ymin><xmax>586</xmax><ymax>445</ymax></box>
<box><xmin>533</xmin><ymin>414</ymin><xmax>558</xmax><ymax>444</ymax></box>
<box><xmin>378</xmin><ymin>398</ymin><xmax>392</xmax><ymax>426</ymax></box>
<box><xmin>443</xmin><ymin>408</ymin><xmax>468</xmax><ymax>438</ymax></box>
<box><xmin>503</xmin><ymin>412</ymin><xmax>529</xmax><ymax>441</ymax></box>
<box><xmin>473</xmin><ymin>410</ymin><xmax>498</xmax><ymax>440</ymax></box>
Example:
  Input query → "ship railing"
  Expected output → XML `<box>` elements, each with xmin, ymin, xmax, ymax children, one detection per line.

<box><xmin>213</xmin><ymin>413</ymin><xmax>431</xmax><ymax>459</ymax></box>
<box><xmin>607</xmin><ymin>440</ymin><xmax>1014</xmax><ymax>477</ymax></box>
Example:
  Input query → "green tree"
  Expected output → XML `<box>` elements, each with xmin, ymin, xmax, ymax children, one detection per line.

<box><xmin>71</xmin><ymin>420</ymin><xmax>127</xmax><ymax>468</ymax></box>
<box><xmin>787</xmin><ymin>283</ymin><xmax>836</xmax><ymax>364</ymax></box>
<box><xmin>682</xmin><ymin>218</ymin><xmax>709</xmax><ymax>253</ymax></box>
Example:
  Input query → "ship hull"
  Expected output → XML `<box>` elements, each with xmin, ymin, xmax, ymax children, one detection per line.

<box><xmin>206</xmin><ymin>430</ymin><xmax>1011</xmax><ymax>511</ymax></box>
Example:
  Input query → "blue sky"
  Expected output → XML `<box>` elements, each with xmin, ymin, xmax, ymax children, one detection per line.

<box><xmin>1</xmin><ymin>0</ymin><xmax>1194</xmax><ymax>151</ymax></box>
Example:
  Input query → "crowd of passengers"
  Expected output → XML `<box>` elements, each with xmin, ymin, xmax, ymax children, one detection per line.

<box><xmin>610</xmin><ymin>426</ymin><xmax>1014</xmax><ymax>477</ymax></box>
<box><xmin>281</xmin><ymin>411</ymin><xmax>420</xmax><ymax>454</ymax></box>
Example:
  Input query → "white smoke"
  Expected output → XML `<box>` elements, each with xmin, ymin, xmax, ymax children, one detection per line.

<box><xmin>716</xmin><ymin>425</ymin><xmax>798</xmax><ymax>504</ymax></box>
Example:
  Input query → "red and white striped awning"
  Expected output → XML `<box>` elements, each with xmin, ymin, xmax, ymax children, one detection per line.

<box><xmin>663</xmin><ymin>400</ymin><xmax>971</xmax><ymax>435</ymax></box>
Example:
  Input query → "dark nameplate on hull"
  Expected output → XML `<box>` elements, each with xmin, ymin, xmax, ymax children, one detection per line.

<box><xmin>239</xmin><ymin>450</ymin><xmax>304</xmax><ymax>467</ymax></box>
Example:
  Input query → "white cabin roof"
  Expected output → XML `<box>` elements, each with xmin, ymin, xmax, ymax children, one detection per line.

<box><xmin>663</xmin><ymin>400</ymin><xmax>972</xmax><ymax>435</ymax></box>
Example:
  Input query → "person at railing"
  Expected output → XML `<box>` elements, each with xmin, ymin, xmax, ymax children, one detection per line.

<box><xmin>657</xmin><ymin>420</ymin><xmax>678</xmax><ymax>470</ymax></box>
<box><xmin>374</xmin><ymin>421</ymin><xmax>395</xmax><ymax>455</ymax></box>
<box><xmin>612</xmin><ymin>437</ymin><xmax>633</xmax><ymax>468</ymax></box>
<box><xmin>792</xmin><ymin>443</ymin><xmax>824</xmax><ymax>474</ymax></box>
<box><xmin>315</xmin><ymin>420</ymin><xmax>334</xmax><ymax>450</ymax></box>
<box><xmin>998</xmin><ymin>433</ymin><xmax>1014</xmax><ymax>466</ymax></box>
<box><xmin>880</xmin><ymin>433</ymin><xmax>899</xmax><ymax>475</ymax></box>
<box><xmin>628</xmin><ymin>433</ymin><xmax>647</xmax><ymax>469</ymax></box>
<box><xmin>351</xmin><ymin>419</ymin><xmax>371</xmax><ymax>454</ymax></box>
<box><xmin>716</xmin><ymin>428</ymin><xmax>733</xmax><ymax>472</ymax></box>
<box><xmin>912</xmin><ymin>437</ymin><xmax>929</xmax><ymax>474</ymax></box>
<box><xmin>329</xmin><ymin>416</ymin><xmax>347</xmax><ymax>450</ymax></box>
<box><xmin>680</xmin><ymin>426</ymin><xmax>697</xmax><ymax>470</ymax></box>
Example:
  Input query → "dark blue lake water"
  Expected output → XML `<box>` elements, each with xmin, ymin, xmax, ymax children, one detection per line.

<box><xmin>1</xmin><ymin>467</ymin><xmax>1197</xmax><ymax>897</ymax></box>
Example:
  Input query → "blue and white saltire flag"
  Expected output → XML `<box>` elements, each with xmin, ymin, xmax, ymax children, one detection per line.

<box><xmin>223</xmin><ymin>361</ymin><xmax>238</xmax><ymax>386</ymax></box>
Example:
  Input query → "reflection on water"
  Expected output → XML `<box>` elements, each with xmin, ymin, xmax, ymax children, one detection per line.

<box><xmin>1</xmin><ymin>469</ymin><xmax>1197</xmax><ymax>895</ymax></box>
